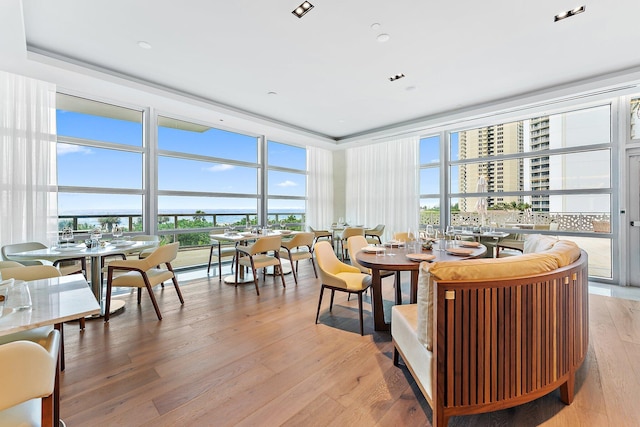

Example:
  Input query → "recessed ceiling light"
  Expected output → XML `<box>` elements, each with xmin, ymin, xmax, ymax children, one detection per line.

<box><xmin>370</xmin><ymin>23</ymin><xmax>381</xmax><ymax>30</ymax></box>
<box><xmin>292</xmin><ymin>1</ymin><xmax>314</xmax><ymax>18</ymax></box>
<box><xmin>267</xmin><ymin>91</ymin><xmax>278</xmax><ymax>96</ymax></box>
<box><xmin>377</xmin><ymin>33</ymin><xmax>390</xmax><ymax>43</ymax></box>
<box><xmin>389</xmin><ymin>73</ymin><xmax>405</xmax><ymax>82</ymax></box>
<box><xmin>137</xmin><ymin>41</ymin><xmax>152</xmax><ymax>49</ymax></box>
<box><xmin>554</xmin><ymin>5</ymin><xmax>585</xmax><ymax>22</ymax></box>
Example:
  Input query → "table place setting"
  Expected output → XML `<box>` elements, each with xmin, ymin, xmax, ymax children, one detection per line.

<box><xmin>445</xmin><ymin>247</ymin><xmax>475</xmax><ymax>256</ymax></box>
<box><xmin>405</xmin><ymin>253</ymin><xmax>436</xmax><ymax>262</ymax></box>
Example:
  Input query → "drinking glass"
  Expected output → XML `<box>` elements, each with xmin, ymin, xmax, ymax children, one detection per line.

<box><xmin>61</xmin><ymin>227</ymin><xmax>73</xmax><ymax>247</ymax></box>
<box><xmin>376</xmin><ymin>247</ymin><xmax>386</xmax><ymax>258</ymax></box>
<box><xmin>425</xmin><ymin>225</ymin><xmax>434</xmax><ymax>240</ymax></box>
<box><xmin>446</xmin><ymin>225</ymin><xmax>455</xmax><ymax>249</ymax></box>
<box><xmin>112</xmin><ymin>225</ymin><xmax>123</xmax><ymax>241</ymax></box>
<box><xmin>435</xmin><ymin>229</ymin><xmax>446</xmax><ymax>251</ymax></box>
<box><xmin>280</xmin><ymin>220</ymin><xmax>286</xmax><ymax>229</ymax></box>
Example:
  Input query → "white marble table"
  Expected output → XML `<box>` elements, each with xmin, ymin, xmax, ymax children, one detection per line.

<box><xmin>9</xmin><ymin>240</ymin><xmax>157</xmax><ymax>315</ymax></box>
<box><xmin>0</xmin><ymin>274</ymin><xmax>100</xmax><ymax>426</ymax></box>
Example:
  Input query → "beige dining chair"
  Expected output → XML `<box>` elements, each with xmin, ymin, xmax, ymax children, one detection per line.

<box><xmin>207</xmin><ymin>231</ymin><xmax>237</xmax><ymax>280</ymax></box>
<box><xmin>307</xmin><ymin>226</ymin><xmax>333</xmax><ymax>246</ymax></box>
<box><xmin>279</xmin><ymin>232</ymin><xmax>317</xmax><ymax>284</ymax></box>
<box><xmin>314</xmin><ymin>241</ymin><xmax>372</xmax><ymax>336</ymax></box>
<box><xmin>364</xmin><ymin>224</ymin><xmax>385</xmax><ymax>244</ymax></box>
<box><xmin>235</xmin><ymin>235</ymin><xmax>285</xmax><ymax>295</ymax></box>
<box><xmin>1</xmin><ymin>242</ymin><xmax>86</xmax><ymax>277</ymax></box>
<box><xmin>338</xmin><ymin>227</ymin><xmax>364</xmax><ymax>260</ymax></box>
<box><xmin>0</xmin><ymin>331</ymin><xmax>60</xmax><ymax>427</ymax></box>
<box><xmin>104</xmin><ymin>242</ymin><xmax>183</xmax><ymax>321</ymax></box>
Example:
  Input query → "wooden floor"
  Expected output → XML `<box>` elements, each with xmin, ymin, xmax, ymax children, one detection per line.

<box><xmin>60</xmin><ymin>261</ymin><xmax>640</xmax><ymax>426</ymax></box>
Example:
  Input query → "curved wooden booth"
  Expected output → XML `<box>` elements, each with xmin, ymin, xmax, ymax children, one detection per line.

<box><xmin>392</xmin><ymin>248</ymin><xmax>589</xmax><ymax>427</ymax></box>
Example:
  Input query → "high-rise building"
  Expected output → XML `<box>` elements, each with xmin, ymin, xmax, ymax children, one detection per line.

<box><xmin>459</xmin><ymin>122</ymin><xmax>523</xmax><ymax>213</ymax></box>
<box><xmin>529</xmin><ymin>117</ymin><xmax>550</xmax><ymax>211</ymax></box>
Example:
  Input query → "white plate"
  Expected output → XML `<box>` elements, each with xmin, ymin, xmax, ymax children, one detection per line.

<box><xmin>459</xmin><ymin>241</ymin><xmax>480</xmax><ymax>248</ymax></box>
<box><xmin>239</xmin><ymin>232</ymin><xmax>255</xmax><ymax>236</ymax></box>
<box><xmin>406</xmin><ymin>253</ymin><xmax>436</xmax><ymax>262</ymax></box>
<box><xmin>446</xmin><ymin>248</ymin><xmax>474</xmax><ymax>256</ymax></box>
<box><xmin>277</xmin><ymin>230</ymin><xmax>292</xmax><ymax>235</ymax></box>
<box><xmin>362</xmin><ymin>246</ymin><xmax>385</xmax><ymax>253</ymax></box>
<box><xmin>111</xmin><ymin>240</ymin><xmax>133</xmax><ymax>247</ymax></box>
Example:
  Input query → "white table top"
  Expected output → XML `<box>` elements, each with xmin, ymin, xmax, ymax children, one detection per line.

<box><xmin>210</xmin><ymin>230</ymin><xmax>296</xmax><ymax>242</ymax></box>
<box><xmin>8</xmin><ymin>240</ymin><xmax>158</xmax><ymax>262</ymax></box>
<box><xmin>0</xmin><ymin>274</ymin><xmax>100</xmax><ymax>336</ymax></box>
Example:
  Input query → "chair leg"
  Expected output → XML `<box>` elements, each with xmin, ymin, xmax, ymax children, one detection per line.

<box><xmin>329</xmin><ymin>289</ymin><xmax>335</xmax><ymax>311</ymax></box>
<box><xmin>166</xmin><ymin>263</ymin><xmax>184</xmax><ymax>304</ymax></box>
<box><xmin>249</xmin><ymin>258</ymin><xmax>260</xmax><ymax>295</ymax></box>
<box><xmin>357</xmin><ymin>291</ymin><xmax>364</xmax><ymax>336</ymax></box>
<box><xmin>278</xmin><ymin>262</ymin><xmax>286</xmax><ymax>288</ymax></box>
<box><xmin>395</xmin><ymin>272</ymin><xmax>402</xmax><ymax>305</ymax></box>
<box><xmin>104</xmin><ymin>271</ymin><xmax>113</xmax><ymax>322</ymax></box>
<box><xmin>393</xmin><ymin>347</ymin><xmax>400</xmax><ymax>366</ymax></box>
<box><xmin>143</xmin><ymin>279</ymin><xmax>163</xmax><ymax>320</ymax></box>
<box><xmin>207</xmin><ymin>245</ymin><xmax>215</xmax><ymax>274</ymax></box>
<box><xmin>315</xmin><ymin>285</ymin><xmax>325</xmax><ymax>324</ymax></box>
<box><xmin>289</xmin><ymin>259</ymin><xmax>298</xmax><ymax>284</ymax></box>
<box><xmin>310</xmin><ymin>258</ymin><xmax>318</xmax><ymax>278</ymax></box>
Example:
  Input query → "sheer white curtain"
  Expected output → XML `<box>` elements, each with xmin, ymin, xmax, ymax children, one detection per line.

<box><xmin>306</xmin><ymin>145</ymin><xmax>334</xmax><ymax>230</ymax></box>
<box><xmin>345</xmin><ymin>136</ymin><xmax>420</xmax><ymax>241</ymax></box>
<box><xmin>0</xmin><ymin>71</ymin><xmax>58</xmax><ymax>246</ymax></box>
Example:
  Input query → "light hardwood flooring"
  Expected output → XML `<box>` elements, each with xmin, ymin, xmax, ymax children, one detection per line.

<box><xmin>60</xmin><ymin>261</ymin><xmax>640</xmax><ymax>426</ymax></box>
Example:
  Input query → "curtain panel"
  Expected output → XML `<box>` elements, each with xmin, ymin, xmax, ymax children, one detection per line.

<box><xmin>0</xmin><ymin>71</ymin><xmax>58</xmax><ymax>246</ymax></box>
<box><xmin>345</xmin><ymin>137</ymin><xmax>420</xmax><ymax>241</ymax></box>
<box><xmin>306</xmin><ymin>145</ymin><xmax>334</xmax><ymax>230</ymax></box>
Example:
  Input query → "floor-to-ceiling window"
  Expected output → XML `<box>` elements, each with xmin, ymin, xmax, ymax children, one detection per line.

<box><xmin>157</xmin><ymin>115</ymin><xmax>260</xmax><ymax>255</ymax></box>
<box><xmin>448</xmin><ymin>104</ymin><xmax>613</xmax><ymax>279</ymax></box>
<box><xmin>419</xmin><ymin>135</ymin><xmax>441</xmax><ymax>227</ymax></box>
<box><xmin>266</xmin><ymin>140</ymin><xmax>307</xmax><ymax>229</ymax></box>
<box><xmin>56</xmin><ymin>93</ymin><xmax>144</xmax><ymax>235</ymax></box>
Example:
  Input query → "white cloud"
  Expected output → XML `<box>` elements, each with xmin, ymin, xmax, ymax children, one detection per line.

<box><xmin>278</xmin><ymin>180</ymin><xmax>297</xmax><ymax>187</ymax></box>
<box><xmin>205</xmin><ymin>164</ymin><xmax>234</xmax><ymax>172</ymax></box>
<box><xmin>57</xmin><ymin>143</ymin><xmax>92</xmax><ymax>155</ymax></box>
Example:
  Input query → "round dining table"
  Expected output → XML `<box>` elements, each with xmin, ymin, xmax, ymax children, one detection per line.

<box><xmin>356</xmin><ymin>242</ymin><xmax>486</xmax><ymax>331</ymax></box>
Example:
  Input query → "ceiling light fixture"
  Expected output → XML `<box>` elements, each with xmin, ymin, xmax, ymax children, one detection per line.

<box><xmin>137</xmin><ymin>41</ymin><xmax>152</xmax><ymax>49</ymax></box>
<box><xmin>292</xmin><ymin>1</ymin><xmax>314</xmax><ymax>18</ymax></box>
<box><xmin>554</xmin><ymin>5</ymin><xmax>585</xmax><ymax>22</ymax></box>
<box><xmin>377</xmin><ymin>33</ymin><xmax>390</xmax><ymax>43</ymax></box>
<box><xmin>389</xmin><ymin>73</ymin><xmax>405</xmax><ymax>82</ymax></box>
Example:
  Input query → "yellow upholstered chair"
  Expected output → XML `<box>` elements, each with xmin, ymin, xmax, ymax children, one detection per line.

<box><xmin>1</xmin><ymin>241</ymin><xmax>85</xmax><ymax>276</ymax></box>
<box><xmin>0</xmin><ymin>260</ymin><xmax>24</xmax><ymax>269</ymax></box>
<box><xmin>235</xmin><ymin>235</ymin><xmax>285</xmax><ymax>295</ymax></box>
<box><xmin>279</xmin><ymin>232</ymin><xmax>317</xmax><ymax>284</ymax></box>
<box><xmin>314</xmin><ymin>241</ymin><xmax>372</xmax><ymax>335</ymax></box>
<box><xmin>0</xmin><ymin>331</ymin><xmax>60</xmax><ymax>427</ymax></box>
<box><xmin>364</xmin><ymin>224</ymin><xmax>385</xmax><ymax>244</ymax></box>
<box><xmin>207</xmin><ymin>232</ymin><xmax>237</xmax><ymax>279</ymax></box>
<box><xmin>338</xmin><ymin>227</ymin><xmax>364</xmax><ymax>260</ymax></box>
<box><xmin>104</xmin><ymin>242</ymin><xmax>183</xmax><ymax>321</ymax></box>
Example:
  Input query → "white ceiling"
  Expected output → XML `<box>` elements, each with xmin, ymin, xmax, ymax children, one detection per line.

<box><xmin>17</xmin><ymin>0</ymin><xmax>640</xmax><ymax>141</ymax></box>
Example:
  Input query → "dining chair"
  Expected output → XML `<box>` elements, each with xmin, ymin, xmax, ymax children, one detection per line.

<box><xmin>307</xmin><ymin>226</ymin><xmax>333</xmax><ymax>246</ymax></box>
<box><xmin>338</xmin><ymin>227</ymin><xmax>364</xmax><ymax>260</ymax></box>
<box><xmin>104</xmin><ymin>242</ymin><xmax>183</xmax><ymax>322</ymax></box>
<box><xmin>496</xmin><ymin>233</ymin><xmax>524</xmax><ymax>257</ymax></box>
<box><xmin>392</xmin><ymin>232</ymin><xmax>416</xmax><ymax>242</ymax></box>
<box><xmin>314</xmin><ymin>240</ymin><xmax>372</xmax><ymax>336</ymax></box>
<box><xmin>0</xmin><ymin>260</ymin><xmax>24</xmax><ymax>269</ymax></box>
<box><xmin>0</xmin><ymin>331</ymin><xmax>60</xmax><ymax>427</ymax></box>
<box><xmin>279</xmin><ymin>232</ymin><xmax>317</xmax><ymax>284</ymax></box>
<box><xmin>234</xmin><ymin>235</ymin><xmax>285</xmax><ymax>295</ymax></box>
<box><xmin>346</xmin><ymin>235</ymin><xmax>401</xmax><ymax>304</ymax></box>
<box><xmin>101</xmin><ymin>235</ymin><xmax>161</xmax><ymax>269</ymax></box>
<box><xmin>1</xmin><ymin>241</ymin><xmax>86</xmax><ymax>277</ymax></box>
<box><xmin>207</xmin><ymin>232</ymin><xmax>237</xmax><ymax>279</ymax></box>
<box><xmin>0</xmin><ymin>265</ymin><xmax>72</xmax><ymax>370</ymax></box>
<box><xmin>364</xmin><ymin>224</ymin><xmax>385</xmax><ymax>244</ymax></box>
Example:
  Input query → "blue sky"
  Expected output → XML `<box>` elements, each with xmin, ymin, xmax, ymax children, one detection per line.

<box><xmin>56</xmin><ymin>110</ymin><xmax>307</xmax><ymax>214</ymax></box>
